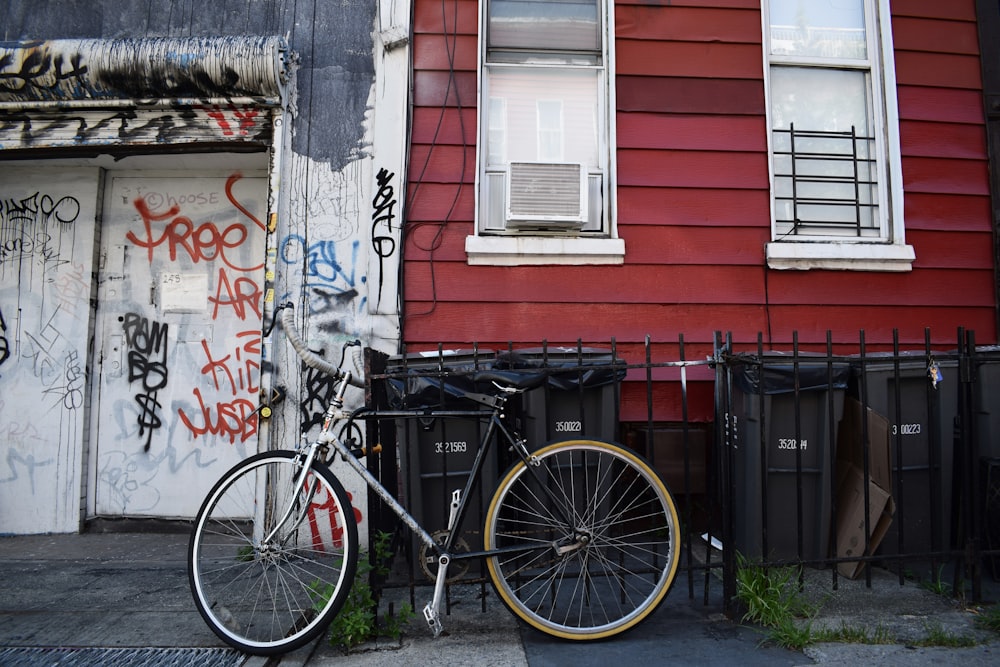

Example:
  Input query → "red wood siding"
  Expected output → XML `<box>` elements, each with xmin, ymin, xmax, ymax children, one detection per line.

<box><xmin>404</xmin><ymin>0</ymin><xmax>996</xmax><ymax>424</ymax></box>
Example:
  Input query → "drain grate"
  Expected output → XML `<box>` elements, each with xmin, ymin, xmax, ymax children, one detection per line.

<box><xmin>0</xmin><ymin>647</ymin><xmax>246</xmax><ymax>667</ymax></box>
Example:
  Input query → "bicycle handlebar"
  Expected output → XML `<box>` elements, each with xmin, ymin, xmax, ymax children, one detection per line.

<box><xmin>280</xmin><ymin>306</ymin><xmax>365</xmax><ymax>388</ymax></box>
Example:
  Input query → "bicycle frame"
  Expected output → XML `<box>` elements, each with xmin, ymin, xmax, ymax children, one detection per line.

<box><xmin>327</xmin><ymin>407</ymin><xmax>539</xmax><ymax>559</ymax></box>
<box><xmin>304</xmin><ymin>374</ymin><xmax>541</xmax><ymax>634</ymax></box>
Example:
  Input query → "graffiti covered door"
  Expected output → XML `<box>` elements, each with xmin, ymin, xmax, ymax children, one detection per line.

<box><xmin>92</xmin><ymin>172</ymin><xmax>267</xmax><ymax>518</ymax></box>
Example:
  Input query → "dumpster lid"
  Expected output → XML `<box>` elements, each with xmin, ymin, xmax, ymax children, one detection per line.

<box><xmin>385</xmin><ymin>349</ymin><xmax>496</xmax><ymax>409</ymax></box>
<box><xmin>494</xmin><ymin>347</ymin><xmax>626</xmax><ymax>390</ymax></box>
<box><xmin>731</xmin><ymin>351</ymin><xmax>850</xmax><ymax>395</ymax></box>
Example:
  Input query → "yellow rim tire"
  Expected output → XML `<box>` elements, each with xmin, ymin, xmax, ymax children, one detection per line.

<box><xmin>484</xmin><ymin>439</ymin><xmax>680</xmax><ymax>639</ymax></box>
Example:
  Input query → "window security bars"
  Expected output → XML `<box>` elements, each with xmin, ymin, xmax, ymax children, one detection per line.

<box><xmin>773</xmin><ymin>124</ymin><xmax>879</xmax><ymax>237</ymax></box>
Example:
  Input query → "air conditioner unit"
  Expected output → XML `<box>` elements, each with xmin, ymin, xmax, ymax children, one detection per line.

<box><xmin>505</xmin><ymin>162</ymin><xmax>588</xmax><ymax>227</ymax></box>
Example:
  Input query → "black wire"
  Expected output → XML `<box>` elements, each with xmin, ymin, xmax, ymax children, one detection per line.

<box><xmin>404</xmin><ymin>0</ymin><xmax>466</xmax><ymax>317</ymax></box>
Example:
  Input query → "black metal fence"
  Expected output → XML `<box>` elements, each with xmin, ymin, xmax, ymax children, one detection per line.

<box><xmin>363</xmin><ymin>329</ymin><xmax>1000</xmax><ymax>615</ymax></box>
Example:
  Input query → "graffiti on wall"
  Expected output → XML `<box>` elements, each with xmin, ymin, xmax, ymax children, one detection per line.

<box><xmin>0</xmin><ymin>169</ymin><xmax>98</xmax><ymax>533</ymax></box>
<box><xmin>371</xmin><ymin>167</ymin><xmax>398</xmax><ymax>311</ymax></box>
<box><xmin>3</xmin><ymin>190</ymin><xmax>81</xmax><ymax>225</ymax></box>
<box><xmin>0</xmin><ymin>105</ymin><xmax>272</xmax><ymax>151</ymax></box>
<box><xmin>0</xmin><ymin>307</ymin><xmax>9</xmax><ymax>375</ymax></box>
<box><xmin>121</xmin><ymin>312</ymin><xmax>169</xmax><ymax>451</ymax></box>
<box><xmin>1</xmin><ymin>190</ymin><xmax>80</xmax><ymax>276</ymax></box>
<box><xmin>0</xmin><ymin>37</ymin><xmax>286</xmax><ymax>103</ymax></box>
<box><xmin>111</xmin><ymin>174</ymin><xmax>264</xmax><ymax>450</ymax></box>
<box><xmin>178</xmin><ymin>332</ymin><xmax>261</xmax><ymax>445</ymax></box>
<box><xmin>0</xmin><ymin>37</ymin><xmax>284</xmax><ymax>151</ymax></box>
<box><xmin>89</xmin><ymin>172</ymin><xmax>268</xmax><ymax>518</ymax></box>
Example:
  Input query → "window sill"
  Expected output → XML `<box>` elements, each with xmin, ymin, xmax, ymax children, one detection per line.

<box><xmin>766</xmin><ymin>241</ymin><xmax>915</xmax><ymax>272</ymax></box>
<box><xmin>465</xmin><ymin>235</ymin><xmax>625</xmax><ymax>266</ymax></box>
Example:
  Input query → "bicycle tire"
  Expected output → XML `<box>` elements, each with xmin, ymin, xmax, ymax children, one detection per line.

<box><xmin>188</xmin><ymin>451</ymin><xmax>358</xmax><ymax>655</ymax></box>
<box><xmin>485</xmin><ymin>439</ymin><xmax>680</xmax><ymax>640</ymax></box>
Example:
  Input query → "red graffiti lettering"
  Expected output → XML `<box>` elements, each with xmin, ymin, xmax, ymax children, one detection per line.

<box><xmin>125</xmin><ymin>174</ymin><xmax>264</xmax><ymax>271</ymax></box>
<box><xmin>178</xmin><ymin>387</ymin><xmax>258</xmax><ymax>444</ymax></box>
<box><xmin>210</xmin><ymin>268</ymin><xmax>263</xmax><ymax>321</ymax></box>
<box><xmin>195</xmin><ymin>332</ymin><xmax>261</xmax><ymax>395</ymax></box>
<box><xmin>204</xmin><ymin>106</ymin><xmax>260</xmax><ymax>137</ymax></box>
<box><xmin>306</xmin><ymin>482</ymin><xmax>363</xmax><ymax>551</ymax></box>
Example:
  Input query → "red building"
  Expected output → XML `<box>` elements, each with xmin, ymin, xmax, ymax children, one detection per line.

<box><xmin>401</xmin><ymin>0</ymin><xmax>997</xmax><ymax>431</ymax></box>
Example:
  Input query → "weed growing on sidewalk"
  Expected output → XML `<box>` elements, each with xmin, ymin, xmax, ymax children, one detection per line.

<box><xmin>912</xmin><ymin>622</ymin><xmax>977</xmax><ymax>648</ymax></box>
<box><xmin>916</xmin><ymin>565</ymin><xmax>952</xmax><ymax>597</ymax></box>
<box><xmin>974</xmin><ymin>605</ymin><xmax>1000</xmax><ymax>634</ymax></box>
<box><xmin>812</xmin><ymin>621</ymin><xmax>896</xmax><ymax>645</ymax></box>
<box><xmin>734</xmin><ymin>556</ymin><xmax>983</xmax><ymax>652</ymax></box>
<box><xmin>310</xmin><ymin>531</ymin><xmax>415</xmax><ymax>652</ymax></box>
<box><xmin>734</xmin><ymin>554</ymin><xmax>818</xmax><ymax>650</ymax></box>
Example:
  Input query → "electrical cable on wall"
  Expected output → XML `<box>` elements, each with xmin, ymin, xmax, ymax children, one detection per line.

<box><xmin>403</xmin><ymin>0</ymin><xmax>466</xmax><ymax>318</ymax></box>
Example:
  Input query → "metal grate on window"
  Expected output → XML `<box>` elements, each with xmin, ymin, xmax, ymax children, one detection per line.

<box><xmin>772</xmin><ymin>124</ymin><xmax>879</xmax><ymax>238</ymax></box>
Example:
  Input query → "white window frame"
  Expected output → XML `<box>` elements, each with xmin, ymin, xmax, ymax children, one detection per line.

<box><xmin>762</xmin><ymin>0</ymin><xmax>914</xmax><ymax>271</ymax></box>
<box><xmin>467</xmin><ymin>0</ymin><xmax>623</xmax><ymax>266</ymax></box>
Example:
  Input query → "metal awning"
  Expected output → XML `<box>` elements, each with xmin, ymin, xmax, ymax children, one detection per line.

<box><xmin>0</xmin><ymin>36</ymin><xmax>289</xmax><ymax>108</ymax></box>
<box><xmin>0</xmin><ymin>36</ymin><xmax>289</xmax><ymax>151</ymax></box>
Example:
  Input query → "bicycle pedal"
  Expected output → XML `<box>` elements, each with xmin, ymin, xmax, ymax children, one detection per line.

<box><xmin>423</xmin><ymin>603</ymin><xmax>443</xmax><ymax>637</ymax></box>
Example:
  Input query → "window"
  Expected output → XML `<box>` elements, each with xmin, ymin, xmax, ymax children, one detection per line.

<box><xmin>467</xmin><ymin>0</ymin><xmax>623</xmax><ymax>265</ymax></box>
<box><xmin>763</xmin><ymin>0</ymin><xmax>914</xmax><ymax>271</ymax></box>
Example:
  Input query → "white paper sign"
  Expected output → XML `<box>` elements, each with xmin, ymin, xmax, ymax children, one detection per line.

<box><xmin>160</xmin><ymin>272</ymin><xmax>208</xmax><ymax>312</ymax></box>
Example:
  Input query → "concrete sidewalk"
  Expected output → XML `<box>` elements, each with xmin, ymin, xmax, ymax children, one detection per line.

<box><xmin>1</xmin><ymin>531</ymin><xmax>999</xmax><ymax>666</ymax></box>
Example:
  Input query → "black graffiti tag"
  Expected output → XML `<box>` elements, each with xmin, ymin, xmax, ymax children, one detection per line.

<box><xmin>0</xmin><ymin>49</ymin><xmax>88</xmax><ymax>94</ymax></box>
<box><xmin>2</xmin><ymin>191</ymin><xmax>81</xmax><ymax>225</ymax></box>
<box><xmin>122</xmin><ymin>312</ymin><xmax>169</xmax><ymax>452</ymax></box>
<box><xmin>300</xmin><ymin>362</ymin><xmax>338</xmax><ymax>432</ymax></box>
<box><xmin>0</xmin><ymin>307</ymin><xmax>9</xmax><ymax>374</ymax></box>
<box><xmin>371</xmin><ymin>167</ymin><xmax>398</xmax><ymax>309</ymax></box>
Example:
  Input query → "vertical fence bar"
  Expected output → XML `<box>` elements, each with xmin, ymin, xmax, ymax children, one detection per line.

<box><xmin>925</xmin><ymin>327</ymin><xmax>942</xmax><ymax>579</ymax></box>
<box><xmin>826</xmin><ymin>330</ymin><xmax>840</xmax><ymax>589</ymax></box>
<box><xmin>704</xmin><ymin>335</ymin><xmax>722</xmax><ymax>606</ymax></box>
<box><xmin>792</xmin><ymin>331</ymin><xmax>804</xmax><ymax>565</ymax></box>
<box><xmin>859</xmin><ymin>329</ymin><xmax>874</xmax><ymax>588</ymax></box>
<box><xmin>960</xmin><ymin>329</ymin><xmax>982</xmax><ymax>600</ymax></box>
<box><xmin>678</xmin><ymin>333</ymin><xmax>696</xmax><ymax>600</ymax></box>
<box><xmin>891</xmin><ymin>329</ymin><xmax>905</xmax><ymax>584</ymax></box>
<box><xmin>756</xmin><ymin>333</ymin><xmax>768</xmax><ymax>564</ymax></box>
<box><xmin>716</xmin><ymin>331</ymin><xmax>737</xmax><ymax>617</ymax></box>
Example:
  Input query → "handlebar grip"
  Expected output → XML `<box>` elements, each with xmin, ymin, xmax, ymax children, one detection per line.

<box><xmin>280</xmin><ymin>307</ymin><xmax>364</xmax><ymax>388</ymax></box>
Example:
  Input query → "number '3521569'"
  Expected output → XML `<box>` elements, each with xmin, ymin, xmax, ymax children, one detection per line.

<box><xmin>435</xmin><ymin>441</ymin><xmax>467</xmax><ymax>454</ymax></box>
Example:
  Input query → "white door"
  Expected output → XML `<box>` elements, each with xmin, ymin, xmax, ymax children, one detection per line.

<box><xmin>91</xmin><ymin>171</ymin><xmax>267</xmax><ymax>517</ymax></box>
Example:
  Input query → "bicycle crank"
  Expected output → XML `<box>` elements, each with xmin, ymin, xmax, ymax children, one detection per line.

<box><xmin>419</xmin><ymin>530</ymin><xmax>471</xmax><ymax>582</ymax></box>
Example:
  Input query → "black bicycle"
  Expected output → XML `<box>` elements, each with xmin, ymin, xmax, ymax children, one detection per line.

<box><xmin>187</xmin><ymin>305</ymin><xmax>681</xmax><ymax>655</ymax></box>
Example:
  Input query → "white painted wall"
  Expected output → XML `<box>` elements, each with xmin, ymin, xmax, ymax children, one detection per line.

<box><xmin>0</xmin><ymin>168</ymin><xmax>99</xmax><ymax>533</ymax></box>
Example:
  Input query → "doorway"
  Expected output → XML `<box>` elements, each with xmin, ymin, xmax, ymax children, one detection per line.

<box><xmin>90</xmin><ymin>167</ymin><xmax>268</xmax><ymax>518</ymax></box>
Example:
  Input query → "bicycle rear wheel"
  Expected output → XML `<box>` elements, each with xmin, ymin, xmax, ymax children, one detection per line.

<box><xmin>485</xmin><ymin>439</ymin><xmax>680</xmax><ymax>640</ymax></box>
<box><xmin>188</xmin><ymin>451</ymin><xmax>358</xmax><ymax>655</ymax></box>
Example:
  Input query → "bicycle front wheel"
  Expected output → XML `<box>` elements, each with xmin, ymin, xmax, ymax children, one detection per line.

<box><xmin>485</xmin><ymin>439</ymin><xmax>680</xmax><ymax>640</ymax></box>
<box><xmin>188</xmin><ymin>451</ymin><xmax>358</xmax><ymax>655</ymax></box>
